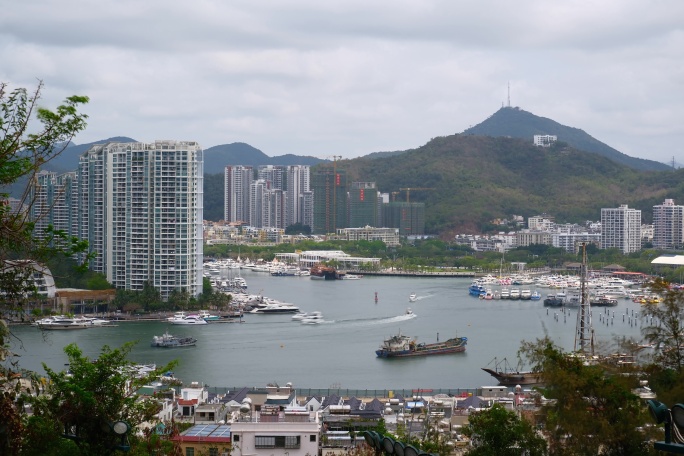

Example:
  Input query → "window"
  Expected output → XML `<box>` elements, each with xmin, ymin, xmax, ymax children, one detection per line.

<box><xmin>233</xmin><ymin>435</ymin><xmax>240</xmax><ymax>442</ymax></box>
<box><xmin>186</xmin><ymin>448</ymin><xmax>195</xmax><ymax>456</ymax></box>
<box><xmin>209</xmin><ymin>449</ymin><xmax>218</xmax><ymax>456</ymax></box>
<box><xmin>310</xmin><ymin>434</ymin><xmax>317</xmax><ymax>442</ymax></box>
<box><xmin>255</xmin><ymin>436</ymin><xmax>301</xmax><ymax>449</ymax></box>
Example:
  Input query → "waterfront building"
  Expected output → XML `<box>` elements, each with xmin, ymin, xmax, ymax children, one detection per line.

<box><xmin>382</xmin><ymin>202</ymin><xmax>425</xmax><ymax>236</ymax></box>
<box><xmin>312</xmin><ymin>168</ymin><xmax>347</xmax><ymax>234</ymax></box>
<box><xmin>349</xmin><ymin>182</ymin><xmax>379</xmax><ymax>228</ymax></box>
<box><xmin>601</xmin><ymin>204</ymin><xmax>642</xmax><ymax>254</ymax></box>
<box><xmin>225</xmin><ymin>165</ymin><xmax>254</xmax><ymax>224</ymax></box>
<box><xmin>79</xmin><ymin>140</ymin><xmax>203</xmax><ymax>300</ymax></box>
<box><xmin>336</xmin><ymin>226</ymin><xmax>400</xmax><ymax>247</ymax></box>
<box><xmin>653</xmin><ymin>198</ymin><xmax>684</xmax><ymax>250</ymax></box>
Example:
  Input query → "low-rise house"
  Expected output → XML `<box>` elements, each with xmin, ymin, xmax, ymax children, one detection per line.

<box><xmin>230</xmin><ymin>405</ymin><xmax>320</xmax><ymax>456</ymax></box>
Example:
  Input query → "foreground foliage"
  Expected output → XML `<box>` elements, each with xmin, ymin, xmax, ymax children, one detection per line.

<box><xmin>0</xmin><ymin>81</ymin><xmax>90</xmax><ymax>323</ymax></box>
<box><xmin>19</xmin><ymin>343</ymin><xmax>176</xmax><ymax>455</ymax></box>
<box><xmin>520</xmin><ymin>338</ymin><xmax>658</xmax><ymax>455</ymax></box>
<box><xmin>464</xmin><ymin>403</ymin><xmax>547</xmax><ymax>456</ymax></box>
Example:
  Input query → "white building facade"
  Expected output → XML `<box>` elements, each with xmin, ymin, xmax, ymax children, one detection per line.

<box><xmin>78</xmin><ymin>140</ymin><xmax>204</xmax><ymax>300</ymax></box>
<box><xmin>601</xmin><ymin>204</ymin><xmax>642</xmax><ymax>254</ymax></box>
<box><xmin>653</xmin><ymin>198</ymin><xmax>684</xmax><ymax>250</ymax></box>
<box><xmin>225</xmin><ymin>165</ymin><xmax>254</xmax><ymax>224</ymax></box>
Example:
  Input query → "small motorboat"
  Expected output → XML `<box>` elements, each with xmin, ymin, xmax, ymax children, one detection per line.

<box><xmin>292</xmin><ymin>312</ymin><xmax>309</xmax><ymax>321</ymax></box>
<box><xmin>409</xmin><ymin>293</ymin><xmax>417</xmax><ymax>302</ymax></box>
<box><xmin>406</xmin><ymin>307</ymin><xmax>414</xmax><ymax>316</ymax></box>
<box><xmin>301</xmin><ymin>311</ymin><xmax>324</xmax><ymax>324</ymax></box>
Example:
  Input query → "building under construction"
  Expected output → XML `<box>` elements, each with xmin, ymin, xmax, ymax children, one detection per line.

<box><xmin>312</xmin><ymin>168</ymin><xmax>348</xmax><ymax>235</ymax></box>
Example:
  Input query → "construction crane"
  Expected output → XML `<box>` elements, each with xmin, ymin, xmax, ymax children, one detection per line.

<box><xmin>399</xmin><ymin>187</ymin><xmax>435</xmax><ymax>203</ymax></box>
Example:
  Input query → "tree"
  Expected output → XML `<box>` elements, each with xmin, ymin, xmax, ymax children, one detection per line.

<box><xmin>285</xmin><ymin>222</ymin><xmax>311</xmax><ymax>235</ymax></box>
<box><xmin>25</xmin><ymin>342</ymin><xmax>176</xmax><ymax>455</ymax></box>
<box><xmin>641</xmin><ymin>279</ymin><xmax>684</xmax><ymax>372</ymax></box>
<box><xmin>0</xmin><ymin>81</ymin><xmax>89</xmax><ymax>322</ymax></box>
<box><xmin>519</xmin><ymin>337</ymin><xmax>657</xmax><ymax>455</ymax></box>
<box><xmin>464</xmin><ymin>403</ymin><xmax>547</xmax><ymax>456</ymax></box>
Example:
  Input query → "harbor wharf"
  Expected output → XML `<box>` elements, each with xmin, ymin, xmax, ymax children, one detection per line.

<box><xmin>348</xmin><ymin>270</ymin><xmax>475</xmax><ymax>278</ymax></box>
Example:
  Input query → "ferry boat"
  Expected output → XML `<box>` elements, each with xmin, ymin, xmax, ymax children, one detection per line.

<box><xmin>375</xmin><ymin>332</ymin><xmax>467</xmax><ymax>358</ymax></box>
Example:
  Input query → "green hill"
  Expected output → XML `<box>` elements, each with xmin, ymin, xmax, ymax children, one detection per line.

<box><xmin>203</xmin><ymin>142</ymin><xmax>324</xmax><ymax>170</ymax></box>
<box><xmin>338</xmin><ymin>134</ymin><xmax>682</xmax><ymax>236</ymax></box>
<box><xmin>462</xmin><ymin>107</ymin><xmax>670</xmax><ymax>171</ymax></box>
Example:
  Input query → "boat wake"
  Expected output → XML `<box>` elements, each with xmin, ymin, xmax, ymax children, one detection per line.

<box><xmin>333</xmin><ymin>313</ymin><xmax>417</xmax><ymax>327</ymax></box>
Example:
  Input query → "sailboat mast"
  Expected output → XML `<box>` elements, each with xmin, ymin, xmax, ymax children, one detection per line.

<box><xmin>574</xmin><ymin>242</ymin><xmax>595</xmax><ymax>354</ymax></box>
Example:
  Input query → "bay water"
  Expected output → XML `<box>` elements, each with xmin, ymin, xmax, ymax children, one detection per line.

<box><xmin>7</xmin><ymin>271</ymin><xmax>647</xmax><ymax>390</ymax></box>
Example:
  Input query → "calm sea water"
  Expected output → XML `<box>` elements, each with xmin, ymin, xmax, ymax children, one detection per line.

<box><xmin>7</xmin><ymin>271</ymin><xmax>647</xmax><ymax>390</ymax></box>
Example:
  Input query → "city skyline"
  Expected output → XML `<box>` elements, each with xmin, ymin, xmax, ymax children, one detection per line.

<box><xmin>1</xmin><ymin>1</ymin><xmax>682</xmax><ymax>165</ymax></box>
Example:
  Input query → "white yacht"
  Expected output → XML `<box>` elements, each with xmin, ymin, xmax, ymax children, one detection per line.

<box><xmin>169</xmin><ymin>314</ymin><xmax>208</xmax><ymax>325</ymax></box>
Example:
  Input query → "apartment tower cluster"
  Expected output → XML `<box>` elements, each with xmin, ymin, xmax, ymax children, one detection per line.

<box><xmin>31</xmin><ymin>140</ymin><xmax>204</xmax><ymax>300</ymax></box>
<box><xmin>223</xmin><ymin>164</ymin><xmax>425</xmax><ymax>236</ymax></box>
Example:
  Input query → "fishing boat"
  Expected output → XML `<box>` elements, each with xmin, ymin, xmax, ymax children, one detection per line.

<box><xmin>151</xmin><ymin>331</ymin><xmax>197</xmax><ymax>348</ymax></box>
<box><xmin>481</xmin><ymin>357</ymin><xmax>543</xmax><ymax>386</ymax></box>
<box><xmin>375</xmin><ymin>332</ymin><xmax>467</xmax><ymax>358</ymax></box>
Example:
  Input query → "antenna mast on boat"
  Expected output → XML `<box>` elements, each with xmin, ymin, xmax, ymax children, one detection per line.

<box><xmin>574</xmin><ymin>242</ymin><xmax>595</xmax><ymax>355</ymax></box>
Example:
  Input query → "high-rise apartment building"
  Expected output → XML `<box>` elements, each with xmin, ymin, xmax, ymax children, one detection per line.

<box><xmin>257</xmin><ymin>165</ymin><xmax>284</xmax><ymax>190</ymax></box>
<box><xmin>653</xmin><ymin>198</ymin><xmax>684</xmax><ymax>250</ymax></box>
<box><xmin>31</xmin><ymin>170</ymin><xmax>79</xmax><ymax>242</ymax></box>
<box><xmin>349</xmin><ymin>182</ymin><xmax>379</xmax><ymax>228</ymax></box>
<box><xmin>312</xmin><ymin>168</ymin><xmax>347</xmax><ymax>234</ymax></box>
<box><xmin>285</xmin><ymin>165</ymin><xmax>311</xmax><ymax>228</ymax></box>
<box><xmin>224</xmin><ymin>166</ymin><xmax>253</xmax><ymax>224</ymax></box>
<box><xmin>600</xmin><ymin>204</ymin><xmax>642</xmax><ymax>253</ymax></box>
<box><xmin>78</xmin><ymin>140</ymin><xmax>203</xmax><ymax>300</ymax></box>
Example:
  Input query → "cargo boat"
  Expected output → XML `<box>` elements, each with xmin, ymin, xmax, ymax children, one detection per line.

<box><xmin>375</xmin><ymin>332</ymin><xmax>467</xmax><ymax>358</ymax></box>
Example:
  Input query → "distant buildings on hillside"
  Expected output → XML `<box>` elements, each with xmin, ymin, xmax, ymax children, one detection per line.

<box><xmin>533</xmin><ymin>135</ymin><xmax>557</xmax><ymax>147</ymax></box>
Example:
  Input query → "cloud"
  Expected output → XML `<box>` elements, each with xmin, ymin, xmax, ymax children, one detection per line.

<box><xmin>1</xmin><ymin>0</ymin><xmax>682</xmax><ymax>164</ymax></box>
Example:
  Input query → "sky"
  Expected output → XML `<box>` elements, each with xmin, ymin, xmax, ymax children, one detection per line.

<box><xmin>1</xmin><ymin>1</ymin><xmax>683</xmax><ymax>165</ymax></box>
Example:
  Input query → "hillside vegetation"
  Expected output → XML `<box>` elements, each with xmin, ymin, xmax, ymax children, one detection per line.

<box><xmin>204</xmin><ymin>134</ymin><xmax>683</xmax><ymax>235</ymax></box>
<box><xmin>332</xmin><ymin>134</ymin><xmax>684</xmax><ymax>236</ymax></box>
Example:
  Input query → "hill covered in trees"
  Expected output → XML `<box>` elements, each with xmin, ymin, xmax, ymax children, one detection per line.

<box><xmin>462</xmin><ymin>107</ymin><xmax>670</xmax><ymax>171</ymax></box>
<box><xmin>204</xmin><ymin>134</ymin><xmax>683</xmax><ymax>234</ymax></box>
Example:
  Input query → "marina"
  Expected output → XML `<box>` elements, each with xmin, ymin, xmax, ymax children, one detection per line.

<box><xmin>7</xmin><ymin>269</ymin><xmax>650</xmax><ymax>390</ymax></box>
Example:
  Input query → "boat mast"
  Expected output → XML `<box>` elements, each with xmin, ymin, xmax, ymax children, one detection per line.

<box><xmin>574</xmin><ymin>242</ymin><xmax>595</xmax><ymax>355</ymax></box>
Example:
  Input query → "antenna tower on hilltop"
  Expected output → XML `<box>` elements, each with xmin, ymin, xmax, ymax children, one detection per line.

<box><xmin>507</xmin><ymin>82</ymin><xmax>511</xmax><ymax>108</ymax></box>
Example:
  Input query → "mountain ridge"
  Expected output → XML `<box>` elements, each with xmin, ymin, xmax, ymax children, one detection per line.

<box><xmin>462</xmin><ymin>107</ymin><xmax>669</xmax><ymax>171</ymax></box>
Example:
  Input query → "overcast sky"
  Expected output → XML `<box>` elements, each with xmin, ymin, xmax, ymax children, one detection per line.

<box><xmin>2</xmin><ymin>1</ymin><xmax>682</xmax><ymax>165</ymax></box>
